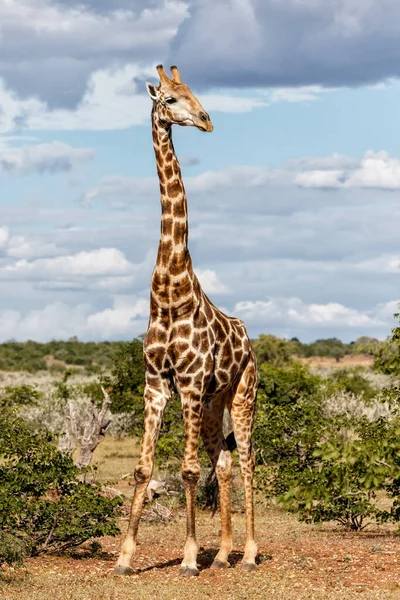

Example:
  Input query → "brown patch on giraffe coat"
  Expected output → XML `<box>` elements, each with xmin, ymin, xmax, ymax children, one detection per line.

<box><xmin>173</xmin><ymin>220</ymin><xmax>187</xmax><ymax>243</ymax></box>
<box><xmin>167</xmin><ymin>341</ymin><xmax>190</xmax><ymax>363</ymax></box>
<box><xmin>178</xmin><ymin>374</ymin><xmax>192</xmax><ymax>388</ymax></box>
<box><xmin>152</xmin><ymin>283</ymin><xmax>168</xmax><ymax>303</ymax></box>
<box><xmin>186</xmin><ymin>356</ymin><xmax>204</xmax><ymax>374</ymax></box>
<box><xmin>165</xmin><ymin>151</ymin><xmax>173</xmax><ymax>162</ymax></box>
<box><xmin>172</xmin><ymin>201</ymin><xmax>186</xmax><ymax>218</ymax></box>
<box><xmin>172</xmin><ymin>323</ymin><xmax>191</xmax><ymax>339</ymax></box>
<box><xmin>162</xmin><ymin>199</ymin><xmax>172</xmax><ymax>214</ymax></box>
<box><xmin>166</xmin><ymin>179</ymin><xmax>181</xmax><ymax>198</ymax></box>
<box><xmin>216</xmin><ymin>314</ymin><xmax>230</xmax><ymax>336</ymax></box>
<box><xmin>203</xmin><ymin>301</ymin><xmax>214</xmax><ymax>321</ymax></box>
<box><xmin>169</xmin><ymin>260</ymin><xmax>186</xmax><ymax>276</ymax></box>
<box><xmin>179</xmin><ymin>350</ymin><xmax>197</xmax><ymax>369</ymax></box>
<box><xmin>196</xmin><ymin>310</ymin><xmax>207</xmax><ymax>329</ymax></box>
<box><xmin>165</xmin><ymin>164</ymin><xmax>174</xmax><ymax>180</ymax></box>
<box><xmin>145</xmin><ymin>346</ymin><xmax>166</xmax><ymax>371</ymax></box>
<box><xmin>162</xmin><ymin>217</ymin><xmax>173</xmax><ymax>236</ymax></box>
<box><xmin>159</xmin><ymin>240</ymin><xmax>173</xmax><ymax>267</ymax></box>
<box><xmin>220</xmin><ymin>339</ymin><xmax>234</xmax><ymax>370</ymax></box>
<box><xmin>145</xmin><ymin>327</ymin><xmax>168</xmax><ymax>346</ymax></box>
<box><xmin>157</xmin><ymin>166</ymin><xmax>165</xmax><ymax>182</ymax></box>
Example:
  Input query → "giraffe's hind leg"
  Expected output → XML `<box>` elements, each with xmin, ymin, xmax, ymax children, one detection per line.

<box><xmin>229</xmin><ymin>358</ymin><xmax>258</xmax><ymax>571</ymax></box>
<box><xmin>201</xmin><ymin>395</ymin><xmax>233</xmax><ymax>569</ymax></box>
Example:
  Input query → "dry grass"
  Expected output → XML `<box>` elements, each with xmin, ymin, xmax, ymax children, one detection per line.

<box><xmin>0</xmin><ymin>370</ymin><xmax>100</xmax><ymax>391</ymax></box>
<box><xmin>91</xmin><ymin>436</ymin><xmax>141</xmax><ymax>484</ymax></box>
<box><xmin>297</xmin><ymin>355</ymin><xmax>374</xmax><ymax>374</ymax></box>
<box><xmin>2</xmin><ymin>503</ymin><xmax>400</xmax><ymax>599</ymax></box>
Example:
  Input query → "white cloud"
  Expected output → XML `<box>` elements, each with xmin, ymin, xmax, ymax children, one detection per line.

<box><xmin>86</xmin><ymin>296</ymin><xmax>149</xmax><ymax>338</ymax></box>
<box><xmin>0</xmin><ymin>140</ymin><xmax>95</xmax><ymax>174</ymax></box>
<box><xmin>355</xmin><ymin>255</ymin><xmax>400</xmax><ymax>274</ymax></box>
<box><xmin>4</xmin><ymin>248</ymin><xmax>133</xmax><ymax>278</ymax></box>
<box><xmin>345</xmin><ymin>150</ymin><xmax>400</xmax><ymax>189</ymax></box>
<box><xmin>0</xmin><ymin>295</ymin><xmax>397</xmax><ymax>343</ymax></box>
<box><xmin>0</xmin><ymin>296</ymin><xmax>149</xmax><ymax>342</ymax></box>
<box><xmin>196</xmin><ymin>269</ymin><xmax>229</xmax><ymax>294</ymax></box>
<box><xmin>266</xmin><ymin>86</ymin><xmax>336</xmax><ymax>104</ymax></box>
<box><xmin>197</xmin><ymin>93</ymin><xmax>267</xmax><ymax>114</ymax></box>
<box><xmin>7</xmin><ymin>235</ymin><xmax>61</xmax><ymax>259</ymax></box>
<box><xmin>287</xmin><ymin>154</ymin><xmax>359</xmax><ymax>171</ymax></box>
<box><xmin>170</xmin><ymin>0</ymin><xmax>400</xmax><ymax>90</ymax></box>
<box><xmin>235</xmin><ymin>297</ymin><xmax>388</xmax><ymax>329</ymax></box>
<box><xmin>0</xmin><ymin>227</ymin><xmax>9</xmax><ymax>250</ymax></box>
<box><xmin>0</xmin><ymin>0</ymin><xmax>188</xmax><ymax>106</ymax></box>
<box><xmin>294</xmin><ymin>150</ymin><xmax>400</xmax><ymax>190</ymax></box>
<box><xmin>295</xmin><ymin>169</ymin><xmax>344</xmax><ymax>188</ymax></box>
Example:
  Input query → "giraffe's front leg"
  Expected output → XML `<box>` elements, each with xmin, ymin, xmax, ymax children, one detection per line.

<box><xmin>115</xmin><ymin>382</ymin><xmax>169</xmax><ymax>575</ymax></box>
<box><xmin>180</xmin><ymin>395</ymin><xmax>203</xmax><ymax>577</ymax></box>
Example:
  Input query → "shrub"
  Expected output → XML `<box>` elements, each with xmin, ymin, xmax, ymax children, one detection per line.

<box><xmin>251</xmin><ymin>334</ymin><xmax>292</xmax><ymax>366</ymax></box>
<box><xmin>328</xmin><ymin>368</ymin><xmax>379</xmax><ymax>401</ymax></box>
<box><xmin>254</xmin><ymin>360</ymin><xmax>400</xmax><ymax>530</ymax></box>
<box><xmin>0</xmin><ymin>408</ymin><xmax>122</xmax><ymax>565</ymax></box>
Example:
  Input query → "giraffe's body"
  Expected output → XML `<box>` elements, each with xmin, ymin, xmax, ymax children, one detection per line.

<box><xmin>116</xmin><ymin>65</ymin><xmax>258</xmax><ymax>577</ymax></box>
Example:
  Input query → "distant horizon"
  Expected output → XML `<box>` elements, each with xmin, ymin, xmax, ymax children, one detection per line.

<box><xmin>0</xmin><ymin>332</ymin><xmax>387</xmax><ymax>346</ymax></box>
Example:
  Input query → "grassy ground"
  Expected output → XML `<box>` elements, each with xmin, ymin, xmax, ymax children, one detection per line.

<box><xmin>2</xmin><ymin>504</ymin><xmax>400</xmax><ymax>599</ymax></box>
<box><xmin>2</xmin><ymin>366</ymin><xmax>399</xmax><ymax>599</ymax></box>
<box><xmin>2</xmin><ymin>434</ymin><xmax>400</xmax><ymax>600</ymax></box>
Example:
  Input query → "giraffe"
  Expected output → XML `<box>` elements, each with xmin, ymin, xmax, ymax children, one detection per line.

<box><xmin>115</xmin><ymin>64</ymin><xmax>258</xmax><ymax>577</ymax></box>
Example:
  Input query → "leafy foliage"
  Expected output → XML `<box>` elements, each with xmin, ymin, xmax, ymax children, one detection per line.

<box><xmin>251</xmin><ymin>334</ymin><xmax>292</xmax><ymax>366</ymax></box>
<box><xmin>254</xmin><ymin>357</ymin><xmax>400</xmax><ymax>531</ymax></box>
<box><xmin>0</xmin><ymin>408</ymin><xmax>122</xmax><ymax>565</ymax></box>
<box><xmin>328</xmin><ymin>368</ymin><xmax>378</xmax><ymax>401</ymax></box>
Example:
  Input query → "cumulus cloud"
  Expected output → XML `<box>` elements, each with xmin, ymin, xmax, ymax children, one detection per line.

<box><xmin>0</xmin><ymin>296</ymin><xmax>150</xmax><ymax>342</ymax></box>
<box><xmin>0</xmin><ymin>295</ymin><xmax>397</xmax><ymax>343</ymax></box>
<box><xmin>234</xmin><ymin>297</ymin><xmax>390</xmax><ymax>330</ymax></box>
<box><xmin>169</xmin><ymin>0</ymin><xmax>400</xmax><ymax>90</ymax></box>
<box><xmin>2</xmin><ymin>0</ymin><xmax>399</xmax><ymax>132</ymax></box>
<box><xmin>0</xmin><ymin>140</ymin><xmax>95</xmax><ymax>174</ymax></box>
<box><xmin>4</xmin><ymin>248</ymin><xmax>133</xmax><ymax>278</ymax></box>
<box><xmin>0</xmin><ymin>227</ymin><xmax>9</xmax><ymax>250</ymax></box>
<box><xmin>196</xmin><ymin>269</ymin><xmax>229</xmax><ymax>294</ymax></box>
<box><xmin>295</xmin><ymin>151</ymin><xmax>400</xmax><ymax>190</ymax></box>
<box><xmin>0</xmin><ymin>0</ymin><xmax>188</xmax><ymax>106</ymax></box>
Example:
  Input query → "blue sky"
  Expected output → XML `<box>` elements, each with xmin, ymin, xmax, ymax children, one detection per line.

<box><xmin>1</xmin><ymin>0</ymin><xmax>400</xmax><ymax>342</ymax></box>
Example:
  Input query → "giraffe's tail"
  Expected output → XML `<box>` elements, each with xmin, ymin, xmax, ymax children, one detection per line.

<box><xmin>205</xmin><ymin>431</ymin><xmax>237</xmax><ymax>517</ymax></box>
<box><xmin>225</xmin><ymin>430</ymin><xmax>237</xmax><ymax>452</ymax></box>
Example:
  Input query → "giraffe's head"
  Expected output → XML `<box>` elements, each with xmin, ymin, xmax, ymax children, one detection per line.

<box><xmin>146</xmin><ymin>64</ymin><xmax>213</xmax><ymax>133</ymax></box>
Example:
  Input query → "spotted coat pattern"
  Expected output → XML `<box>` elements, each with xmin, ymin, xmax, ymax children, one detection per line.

<box><xmin>115</xmin><ymin>65</ymin><xmax>258</xmax><ymax>578</ymax></box>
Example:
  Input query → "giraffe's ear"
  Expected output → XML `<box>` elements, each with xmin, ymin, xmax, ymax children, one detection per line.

<box><xmin>146</xmin><ymin>82</ymin><xmax>158</xmax><ymax>101</ymax></box>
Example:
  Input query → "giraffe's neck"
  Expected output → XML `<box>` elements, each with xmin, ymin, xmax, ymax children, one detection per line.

<box><xmin>151</xmin><ymin>110</ymin><xmax>195</xmax><ymax>310</ymax></box>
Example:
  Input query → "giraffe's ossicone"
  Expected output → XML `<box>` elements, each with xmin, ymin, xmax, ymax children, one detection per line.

<box><xmin>115</xmin><ymin>64</ymin><xmax>258</xmax><ymax>578</ymax></box>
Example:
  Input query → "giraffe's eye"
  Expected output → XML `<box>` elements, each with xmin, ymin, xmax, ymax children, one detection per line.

<box><xmin>165</xmin><ymin>97</ymin><xmax>177</xmax><ymax>104</ymax></box>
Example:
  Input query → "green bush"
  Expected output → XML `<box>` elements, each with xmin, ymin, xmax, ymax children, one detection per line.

<box><xmin>251</xmin><ymin>334</ymin><xmax>292</xmax><ymax>366</ymax></box>
<box><xmin>0</xmin><ymin>408</ymin><xmax>122</xmax><ymax>565</ymax></box>
<box><xmin>278</xmin><ymin>415</ymin><xmax>400</xmax><ymax>530</ymax></box>
<box><xmin>254</xmin><ymin>358</ymin><xmax>400</xmax><ymax>531</ymax></box>
<box><xmin>328</xmin><ymin>368</ymin><xmax>378</xmax><ymax>401</ymax></box>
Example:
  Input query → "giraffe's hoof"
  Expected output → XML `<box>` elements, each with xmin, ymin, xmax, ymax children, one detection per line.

<box><xmin>210</xmin><ymin>559</ymin><xmax>230</xmax><ymax>570</ymax></box>
<box><xmin>241</xmin><ymin>562</ymin><xmax>258</xmax><ymax>572</ymax></box>
<box><xmin>180</xmin><ymin>565</ymin><xmax>200</xmax><ymax>577</ymax></box>
<box><xmin>114</xmin><ymin>565</ymin><xmax>134</xmax><ymax>576</ymax></box>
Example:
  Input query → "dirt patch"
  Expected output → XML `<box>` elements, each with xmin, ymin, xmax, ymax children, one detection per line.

<box><xmin>2</xmin><ymin>506</ymin><xmax>400</xmax><ymax>600</ymax></box>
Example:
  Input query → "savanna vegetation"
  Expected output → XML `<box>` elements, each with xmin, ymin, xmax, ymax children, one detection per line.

<box><xmin>1</xmin><ymin>321</ymin><xmax>400</xmax><ymax>598</ymax></box>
